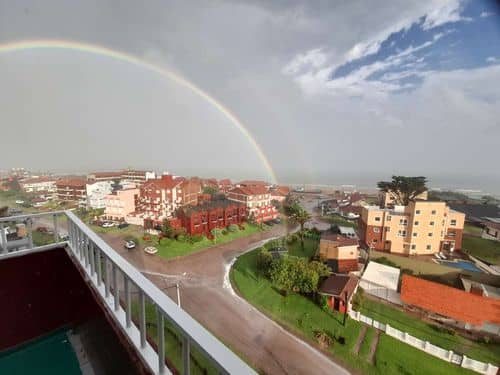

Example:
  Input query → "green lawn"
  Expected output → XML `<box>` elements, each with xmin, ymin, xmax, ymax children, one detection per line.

<box><xmin>93</xmin><ymin>223</ymin><xmax>266</xmax><ymax>260</ymax></box>
<box><xmin>462</xmin><ymin>236</ymin><xmax>500</xmax><ymax>265</ymax></box>
<box><xmin>230</xmin><ymin>248</ymin><xmax>475</xmax><ymax>375</ymax></box>
<box><xmin>359</xmin><ymin>297</ymin><xmax>500</xmax><ymax>365</ymax></box>
<box><xmin>463</xmin><ymin>224</ymin><xmax>483</xmax><ymax>237</ymax></box>
<box><xmin>287</xmin><ymin>237</ymin><xmax>319</xmax><ymax>258</ymax></box>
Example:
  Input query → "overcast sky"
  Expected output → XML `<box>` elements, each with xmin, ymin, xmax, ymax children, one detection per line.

<box><xmin>0</xmin><ymin>0</ymin><xmax>499</xmax><ymax>190</ymax></box>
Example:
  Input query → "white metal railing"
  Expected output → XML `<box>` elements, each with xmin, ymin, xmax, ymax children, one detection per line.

<box><xmin>0</xmin><ymin>210</ymin><xmax>255</xmax><ymax>375</ymax></box>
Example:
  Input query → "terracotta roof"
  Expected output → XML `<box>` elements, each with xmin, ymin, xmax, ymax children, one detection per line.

<box><xmin>320</xmin><ymin>233</ymin><xmax>358</xmax><ymax>247</ymax></box>
<box><xmin>219</xmin><ymin>179</ymin><xmax>232</xmax><ymax>186</ymax></box>
<box><xmin>319</xmin><ymin>275</ymin><xmax>357</xmax><ymax>297</ymax></box>
<box><xmin>90</xmin><ymin>171</ymin><xmax>122</xmax><ymax>178</ymax></box>
<box><xmin>143</xmin><ymin>175</ymin><xmax>182</xmax><ymax>190</ymax></box>
<box><xmin>238</xmin><ymin>180</ymin><xmax>269</xmax><ymax>186</ymax></box>
<box><xmin>56</xmin><ymin>178</ymin><xmax>86</xmax><ymax>188</ymax></box>
<box><xmin>401</xmin><ymin>275</ymin><xmax>500</xmax><ymax>325</ymax></box>
<box><xmin>229</xmin><ymin>186</ymin><xmax>269</xmax><ymax>196</ymax></box>
<box><xmin>271</xmin><ymin>186</ymin><xmax>290</xmax><ymax>196</ymax></box>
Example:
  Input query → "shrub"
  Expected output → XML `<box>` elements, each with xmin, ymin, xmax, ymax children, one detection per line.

<box><xmin>256</xmin><ymin>248</ymin><xmax>273</xmax><ymax>274</ymax></box>
<box><xmin>211</xmin><ymin>228</ymin><xmax>222</xmax><ymax>237</ymax></box>
<box><xmin>191</xmin><ymin>234</ymin><xmax>204</xmax><ymax>243</ymax></box>
<box><xmin>177</xmin><ymin>234</ymin><xmax>186</xmax><ymax>242</ymax></box>
<box><xmin>287</xmin><ymin>234</ymin><xmax>298</xmax><ymax>244</ymax></box>
<box><xmin>314</xmin><ymin>330</ymin><xmax>334</xmax><ymax>349</ymax></box>
<box><xmin>227</xmin><ymin>224</ymin><xmax>239</xmax><ymax>232</ymax></box>
<box><xmin>351</xmin><ymin>287</ymin><xmax>364</xmax><ymax>311</ymax></box>
<box><xmin>221</xmin><ymin>229</ymin><xmax>228</xmax><ymax>235</ymax></box>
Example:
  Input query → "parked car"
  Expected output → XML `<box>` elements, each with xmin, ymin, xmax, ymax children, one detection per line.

<box><xmin>117</xmin><ymin>222</ymin><xmax>129</xmax><ymax>229</ymax></box>
<box><xmin>124</xmin><ymin>240</ymin><xmax>136</xmax><ymax>250</ymax></box>
<box><xmin>101</xmin><ymin>222</ymin><xmax>114</xmax><ymax>228</ymax></box>
<box><xmin>273</xmin><ymin>218</ymin><xmax>282</xmax><ymax>224</ymax></box>
<box><xmin>15</xmin><ymin>200</ymin><xmax>25</xmax><ymax>204</ymax></box>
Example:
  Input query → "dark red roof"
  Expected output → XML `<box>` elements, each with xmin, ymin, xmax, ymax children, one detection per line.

<box><xmin>320</xmin><ymin>233</ymin><xmax>358</xmax><ymax>247</ymax></box>
<box><xmin>319</xmin><ymin>275</ymin><xmax>357</xmax><ymax>297</ymax></box>
<box><xmin>401</xmin><ymin>275</ymin><xmax>500</xmax><ymax>325</ymax></box>
<box><xmin>229</xmin><ymin>186</ymin><xmax>269</xmax><ymax>196</ymax></box>
<box><xmin>56</xmin><ymin>178</ymin><xmax>86</xmax><ymax>188</ymax></box>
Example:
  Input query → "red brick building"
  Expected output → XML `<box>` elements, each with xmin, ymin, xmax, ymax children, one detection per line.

<box><xmin>56</xmin><ymin>178</ymin><xmax>87</xmax><ymax>206</ymax></box>
<box><xmin>136</xmin><ymin>175</ymin><xmax>201</xmax><ymax>223</ymax></box>
<box><xmin>176</xmin><ymin>199</ymin><xmax>246</xmax><ymax>236</ymax></box>
<box><xmin>227</xmin><ymin>186</ymin><xmax>278</xmax><ymax>224</ymax></box>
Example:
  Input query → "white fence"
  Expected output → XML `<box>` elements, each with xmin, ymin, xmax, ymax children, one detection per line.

<box><xmin>349</xmin><ymin>310</ymin><xmax>499</xmax><ymax>375</ymax></box>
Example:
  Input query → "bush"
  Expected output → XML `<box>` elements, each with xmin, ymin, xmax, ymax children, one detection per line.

<box><xmin>287</xmin><ymin>234</ymin><xmax>298</xmax><ymax>244</ymax></box>
<box><xmin>191</xmin><ymin>234</ymin><xmax>204</xmax><ymax>243</ymax></box>
<box><xmin>314</xmin><ymin>330</ymin><xmax>334</xmax><ymax>349</ymax></box>
<box><xmin>177</xmin><ymin>234</ymin><xmax>186</xmax><ymax>242</ymax></box>
<box><xmin>256</xmin><ymin>248</ymin><xmax>273</xmax><ymax>274</ymax></box>
<box><xmin>211</xmin><ymin>228</ymin><xmax>222</xmax><ymax>237</ymax></box>
<box><xmin>351</xmin><ymin>287</ymin><xmax>364</xmax><ymax>311</ymax></box>
<box><xmin>221</xmin><ymin>229</ymin><xmax>228</xmax><ymax>235</ymax></box>
<box><xmin>227</xmin><ymin>224</ymin><xmax>239</xmax><ymax>232</ymax></box>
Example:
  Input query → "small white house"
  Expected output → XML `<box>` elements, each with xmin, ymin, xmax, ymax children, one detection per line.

<box><xmin>86</xmin><ymin>181</ymin><xmax>113</xmax><ymax>209</ymax></box>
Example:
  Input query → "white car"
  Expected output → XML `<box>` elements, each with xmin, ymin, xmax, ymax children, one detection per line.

<box><xmin>101</xmin><ymin>222</ymin><xmax>114</xmax><ymax>228</ymax></box>
<box><xmin>15</xmin><ymin>200</ymin><xmax>25</xmax><ymax>204</ymax></box>
<box><xmin>124</xmin><ymin>240</ymin><xmax>136</xmax><ymax>250</ymax></box>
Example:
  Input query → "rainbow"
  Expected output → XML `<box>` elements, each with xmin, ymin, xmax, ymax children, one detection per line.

<box><xmin>0</xmin><ymin>39</ymin><xmax>277</xmax><ymax>183</ymax></box>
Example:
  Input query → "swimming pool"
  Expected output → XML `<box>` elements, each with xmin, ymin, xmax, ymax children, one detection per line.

<box><xmin>438</xmin><ymin>259</ymin><xmax>483</xmax><ymax>273</ymax></box>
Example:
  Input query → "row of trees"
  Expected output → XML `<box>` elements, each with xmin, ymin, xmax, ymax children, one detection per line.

<box><xmin>284</xmin><ymin>201</ymin><xmax>311</xmax><ymax>250</ymax></box>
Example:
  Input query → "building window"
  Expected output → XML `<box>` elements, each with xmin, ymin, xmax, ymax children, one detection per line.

<box><xmin>414</xmin><ymin>221</ymin><xmax>419</xmax><ymax>226</ymax></box>
<box><xmin>450</xmin><ymin>219</ymin><xmax>457</xmax><ymax>226</ymax></box>
<box><xmin>398</xmin><ymin>230</ymin><xmax>406</xmax><ymax>237</ymax></box>
<box><xmin>416</xmin><ymin>210</ymin><xmax>421</xmax><ymax>214</ymax></box>
<box><xmin>428</xmin><ymin>232</ymin><xmax>433</xmax><ymax>237</ymax></box>
<box><xmin>375</xmin><ymin>217</ymin><xmax>381</xmax><ymax>222</ymax></box>
<box><xmin>413</xmin><ymin>232</ymin><xmax>418</xmax><ymax>237</ymax></box>
<box><xmin>411</xmin><ymin>244</ymin><xmax>416</xmax><ymax>250</ymax></box>
<box><xmin>373</xmin><ymin>227</ymin><xmax>380</xmax><ymax>233</ymax></box>
<box><xmin>426</xmin><ymin>245</ymin><xmax>432</xmax><ymax>250</ymax></box>
<box><xmin>385</xmin><ymin>227</ymin><xmax>390</xmax><ymax>232</ymax></box>
<box><xmin>400</xmin><ymin>219</ymin><xmax>407</xmax><ymax>225</ymax></box>
<box><xmin>431</xmin><ymin>210</ymin><xmax>436</xmax><ymax>215</ymax></box>
<box><xmin>430</xmin><ymin>221</ymin><xmax>434</xmax><ymax>226</ymax></box>
<box><xmin>373</xmin><ymin>239</ymin><xmax>378</xmax><ymax>243</ymax></box>
<box><xmin>386</xmin><ymin>215</ymin><xmax>391</xmax><ymax>221</ymax></box>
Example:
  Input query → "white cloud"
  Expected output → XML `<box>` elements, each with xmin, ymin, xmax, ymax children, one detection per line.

<box><xmin>486</xmin><ymin>56</ymin><xmax>499</xmax><ymax>63</ymax></box>
<box><xmin>421</xmin><ymin>0</ymin><xmax>471</xmax><ymax>30</ymax></box>
<box><xmin>480</xmin><ymin>11</ymin><xmax>495</xmax><ymax>18</ymax></box>
<box><xmin>281</xmin><ymin>48</ymin><xmax>328</xmax><ymax>75</ymax></box>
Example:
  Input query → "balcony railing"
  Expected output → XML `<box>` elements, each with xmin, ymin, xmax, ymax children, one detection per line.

<box><xmin>0</xmin><ymin>210</ymin><xmax>255</xmax><ymax>375</ymax></box>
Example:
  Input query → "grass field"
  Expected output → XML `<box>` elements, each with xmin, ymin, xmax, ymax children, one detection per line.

<box><xmin>359</xmin><ymin>297</ymin><xmax>500</xmax><ymax>365</ymax></box>
<box><xmin>93</xmin><ymin>223</ymin><xmax>267</xmax><ymax>260</ymax></box>
<box><xmin>462</xmin><ymin>236</ymin><xmax>500</xmax><ymax>265</ymax></box>
<box><xmin>463</xmin><ymin>223</ymin><xmax>483</xmax><ymax>236</ymax></box>
<box><xmin>230</xmin><ymin>248</ymin><xmax>476</xmax><ymax>374</ymax></box>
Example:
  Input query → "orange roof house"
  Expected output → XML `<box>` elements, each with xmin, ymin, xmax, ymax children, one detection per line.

<box><xmin>401</xmin><ymin>275</ymin><xmax>500</xmax><ymax>326</ymax></box>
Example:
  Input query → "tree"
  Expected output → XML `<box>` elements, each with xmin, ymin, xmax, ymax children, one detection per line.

<box><xmin>202</xmin><ymin>186</ymin><xmax>219</xmax><ymax>196</ymax></box>
<box><xmin>162</xmin><ymin>218</ymin><xmax>175</xmax><ymax>238</ymax></box>
<box><xmin>287</xmin><ymin>203</ymin><xmax>311</xmax><ymax>250</ymax></box>
<box><xmin>377</xmin><ymin>176</ymin><xmax>427</xmax><ymax>206</ymax></box>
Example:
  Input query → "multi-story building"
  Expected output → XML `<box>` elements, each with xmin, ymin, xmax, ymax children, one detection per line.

<box><xmin>319</xmin><ymin>233</ymin><xmax>359</xmax><ymax>273</ymax></box>
<box><xmin>136</xmin><ymin>175</ymin><xmax>201</xmax><ymax>224</ymax></box>
<box><xmin>270</xmin><ymin>186</ymin><xmax>290</xmax><ymax>202</ymax></box>
<box><xmin>56</xmin><ymin>178</ymin><xmax>87</xmax><ymax>206</ymax></box>
<box><xmin>218</xmin><ymin>179</ymin><xmax>233</xmax><ymax>193</ymax></box>
<box><xmin>380</xmin><ymin>190</ymin><xmax>428</xmax><ymax>208</ymax></box>
<box><xmin>359</xmin><ymin>200</ymin><xmax>465</xmax><ymax>255</ymax></box>
<box><xmin>103</xmin><ymin>188</ymin><xmax>140</xmax><ymax>222</ymax></box>
<box><xmin>120</xmin><ymin>169</ymin><xmax>156</xmax><ymax>185</ymax></box>
<box><xmin>176</xmin><ymin>199</ymin><xmax>246</xmax><ymax>236</ymax></box>
<box><xmin>20</xmin><ymin>177</ymin><xmax>58</xmax><ymax>194</ymax></box>
<box><xmin>86</xmin><ymin>181</ymin><xmax>113</xmax><ymax>209</ymax></box>
<box><xmin>227</xmin><ymin>186</ymin><xmax>278</xmax><ymax>223</ymax></box>
<box><xmin>86</xmin><ymin>171</ymin><xmax>123</xmax><ymax>182</ymax></box>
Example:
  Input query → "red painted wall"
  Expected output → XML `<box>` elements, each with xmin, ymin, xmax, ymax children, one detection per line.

<box><xmin>0</xmin><ymin>248</ymin><xmax>101</xmax><ymax>351</ymax></box>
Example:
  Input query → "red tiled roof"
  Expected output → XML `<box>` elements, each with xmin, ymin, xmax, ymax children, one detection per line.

<box><xmin>238</xmin><ymin>180</ymin><xmax>269</xmax><ymax>186</ymax></box>
<box><xmin>229</xmin><ymin>186</ymin><xmax>269</xmax><ymax>196</ymax></box>
<box><xmin>143</xmin><ymin>175</ymin><xmax>182</xmax><ymax>190</ymax></box>
<box><xmin>56</xmin><ymin>178</ymin><xmax>86</xmax><ymax>188</ymax></box>
<box><xmin>320</xmin><ymin>233</ymin><xmax>358</xmax><ymax>247</ymax></box>
<box><xmin>401</xmin><ymin>275</ymin><xmax>500</xmax><ymax>325</ymax></box>
<box><xmin>21</xmin><ymin>177</ymin><xmax>58</xmax><ymax>184</ymax></box>
<box><xmin>272</xmin><ymin>186</ymin><xmax>290</xmax><ymax>196</ymax></box>
<box><xmin>219</xmin><ymin>179</ymin><xmax>232</xmax><ymax>186</ymax></box>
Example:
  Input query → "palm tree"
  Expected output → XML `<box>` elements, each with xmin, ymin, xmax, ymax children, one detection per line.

<box><xmin>290</xmin><ymin>207</ymin><xmax>311</xmax><ymax>251</ymax></box>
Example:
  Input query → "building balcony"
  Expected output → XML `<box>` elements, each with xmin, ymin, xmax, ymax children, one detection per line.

<box><xmin>0</xmin><ymin>211</ymin><xmax>254</xmax><ymax>375</ymax></box>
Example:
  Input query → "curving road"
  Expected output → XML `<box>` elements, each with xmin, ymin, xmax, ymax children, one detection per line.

<box><xmin>100</xmin><ymin>224</ymin><xmax>350</xmax><ymax>375</ymax></box>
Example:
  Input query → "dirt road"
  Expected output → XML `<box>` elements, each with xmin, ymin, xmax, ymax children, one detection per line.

<box><xmin>100</xmin><ymin>225</ymin><xmax>350</xmax><ymax>375</ymax></box>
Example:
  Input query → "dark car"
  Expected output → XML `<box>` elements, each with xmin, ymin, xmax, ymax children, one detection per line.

<box><xmin>117</xmin><ymin>222</ymin><xmax>129</xmax><ymax>229</ymax></box>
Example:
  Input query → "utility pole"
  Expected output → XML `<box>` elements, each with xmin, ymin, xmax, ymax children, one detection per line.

<box><xmin>342</xmin><ymin>290</ymin><xmax>348</xmax><ymax>326</ymax></box>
